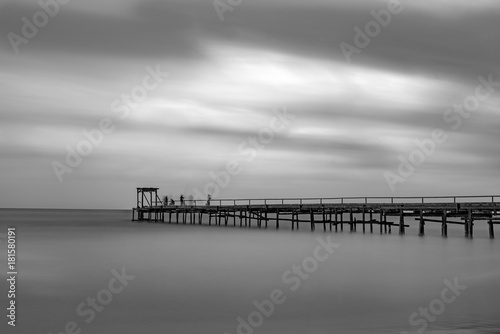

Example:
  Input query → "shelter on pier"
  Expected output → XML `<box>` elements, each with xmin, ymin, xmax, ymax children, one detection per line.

<box><xmin>136</xmin><ymin>187</ymin><xmax>162</xmax><ymax>208</ymax></box>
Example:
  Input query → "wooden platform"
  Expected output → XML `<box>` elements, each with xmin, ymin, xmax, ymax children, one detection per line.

<box><xmin>132</xmin><ymin>192</ymin><xmax>500</xmax><ymax>238</ymax></box>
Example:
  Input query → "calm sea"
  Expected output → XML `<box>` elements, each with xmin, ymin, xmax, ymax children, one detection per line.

<box><xmin>1</xmin><ymin>209</ymin><xmax>499</xmax><ymax>334</ymax></box>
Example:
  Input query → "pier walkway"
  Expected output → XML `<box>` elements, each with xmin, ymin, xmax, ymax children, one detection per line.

<box><xmin>132</xmin><ymin>188</ymin><xmax>500</xmax><ymax>238</ymax></box>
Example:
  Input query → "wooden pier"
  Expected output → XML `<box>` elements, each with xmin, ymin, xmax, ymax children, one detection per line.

<box><xmin>132</xmin><ymin>188</ymin><xmax>500</xmax><ymax>238</ymax></box>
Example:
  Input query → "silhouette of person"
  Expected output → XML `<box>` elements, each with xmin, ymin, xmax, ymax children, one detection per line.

<box><xmin>170</xmin><ymin>199</ymin><xmax>175</xmax><ymax>206</ymax></box>
<box><xmin>180</xmin><ymin>195</ymin><xmax>185</xmax><ymax>206</ymax></box>
<box><xmin>206</xmin><ymin>194</ymin><xmax>211</xmax><ymax>206</ymax></box>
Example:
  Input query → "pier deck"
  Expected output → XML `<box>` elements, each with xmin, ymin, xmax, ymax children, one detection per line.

<box><xmin>132</xmin><ymin>189</ymin><xmax>500</xmax><ymax>238</ymax></box>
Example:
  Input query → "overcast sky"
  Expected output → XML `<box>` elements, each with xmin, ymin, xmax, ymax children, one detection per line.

<box><xmin>1</xmin><ymin>0</ymin><xmax>499</xmax><ymax>209</ymax></box>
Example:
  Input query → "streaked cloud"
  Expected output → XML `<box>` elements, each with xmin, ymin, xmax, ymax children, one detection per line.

<box><xmin>0</xmin><ymin>0</ymin><xmax>499</xmax><ymax>208</ymax></box>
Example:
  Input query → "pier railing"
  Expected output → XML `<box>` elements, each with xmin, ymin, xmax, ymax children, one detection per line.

<box><xmin>163</xmin><ymin>195</ymin><xmax>500</xmax><ymax>207</ymax></box>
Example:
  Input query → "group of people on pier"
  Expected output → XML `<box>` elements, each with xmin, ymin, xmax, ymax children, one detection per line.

<box><xmin>163</xmin><ymin>194</ymin><xmax>211</xmax><ymax>206</ymax></box>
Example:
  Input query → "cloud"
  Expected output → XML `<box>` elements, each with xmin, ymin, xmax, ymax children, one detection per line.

<box><xmin>1</xmin><ymin>0</ymin><xmax>499</xmax><ymax>207</ymax></box>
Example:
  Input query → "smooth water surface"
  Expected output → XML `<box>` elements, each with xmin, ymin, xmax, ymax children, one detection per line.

<box><xmin>1</xmin><ymin>209</ymin><xmax>499</xmax><ymax>334</ymax></box>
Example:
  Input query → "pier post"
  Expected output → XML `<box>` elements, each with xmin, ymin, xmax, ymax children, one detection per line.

<box><xmin>310</xmin><ymin>210</ymin><xmax>315</xmax><ymax>231</ymax></box>
<box><xmin>349</xmin><ymin>209</ymin><xmax>354</xmax><ymax>232</ymax></box>
<box><xmin>329</xmin><ymin>209</ymin><xmax>332</xmax><ymax>231</ymax></box>
<box><xmin>245</xmin><ymin>209</ymin><xmax>248</xmax><ymax>227</ymax></box>
<box><xmin>276</xmin><ymin>210</ymin><xmax>280</xmax><ymax>229</ymax></box>
<box><xmin>465</xmin><ymin>209</ymin><xmax>472</xmax><ymax>238</ymax></box>
<box><xmin>399</xmin><ymin>209</ymin><xmax>405</xmax><ymax>235</ymax></box>
<box><xmin>489</xmin><ymin>219</ymin><xmax>495</xmax><ymax>239</ymax></box>
<box><xmin>386</xmin><ymin>214</ymin><xmax>390</xmax><ymax>233</ymax></box>
<box><xmin>362</xmin><ymin>207</ymin><xmax>366</xmax><ymax>233</ymax></box>
<box><xmin>340</xmin><ymin>211</ymin><xmax>343</xmax><ymax>231</ymax></box>
<box><xmin>176</xmin><ymin>211</ymin><xmax>179</xmax><ymax>224</ymax></box>
<box><xmin>464</xmin><ymin>217</ymin><xmax>468</xmax><ymax>238</ymax></box>
<box><xmin>419</xmin><ymin>210</ymin><xmax>425</xmax><ymax>236</ymax></box>
<box><xmin>323</xmin><ymin>208</ymin><xmax>327</xmax><ymax>232</ymax></box>
<box><xmin>380</xmin><ymin>211</ymin><xmax>383</xmax><ymax>234</ymax></box>
<box><xmin>265</xmin><ymin>211</ymin><xmax>268</xmax><ymax>228</ymax></box>
<box><xmin>441</xmin><ymin>210</ymin><xmax>447</xmax><ymax>237</ymax></box>
<box><xmin>208</xmin><ymin>212</ymin><xmax>212</xmax><ymax>226</ymax></box>
<box><xmin>334</xmin><ymin>210</ymin><xmax>338</xmax><ymax>232</ymax></box>
<box><xmin>369</xmin><ymin>210</ymin><xmax>373</xmax><ymax>233</ymax></box>
<box><xmin>468</xmin><ymin>209</ymin><xmax>474</xmax><ymax>238</ymax></box>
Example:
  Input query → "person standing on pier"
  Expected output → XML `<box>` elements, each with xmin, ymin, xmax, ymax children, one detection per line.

<box><xmin>180</xmin><ymin>194</ymin><xmax>185</xmax><ymax>206</ymax></box>
<box><xmin>206</xmin><ymin>194</ymin><xmax>211</xmax><ymax>206</ymax></box>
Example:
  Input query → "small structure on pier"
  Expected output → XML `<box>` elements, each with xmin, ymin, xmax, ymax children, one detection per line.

<box><xmin>136</xmin><ymin>187</ymin><xmax>162</xmax><ymax>207</ymax></box>
<box><xmin>134</xmin><ymin>188</ymin><xmax>163</xmax><ymax>221</ymax></box>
